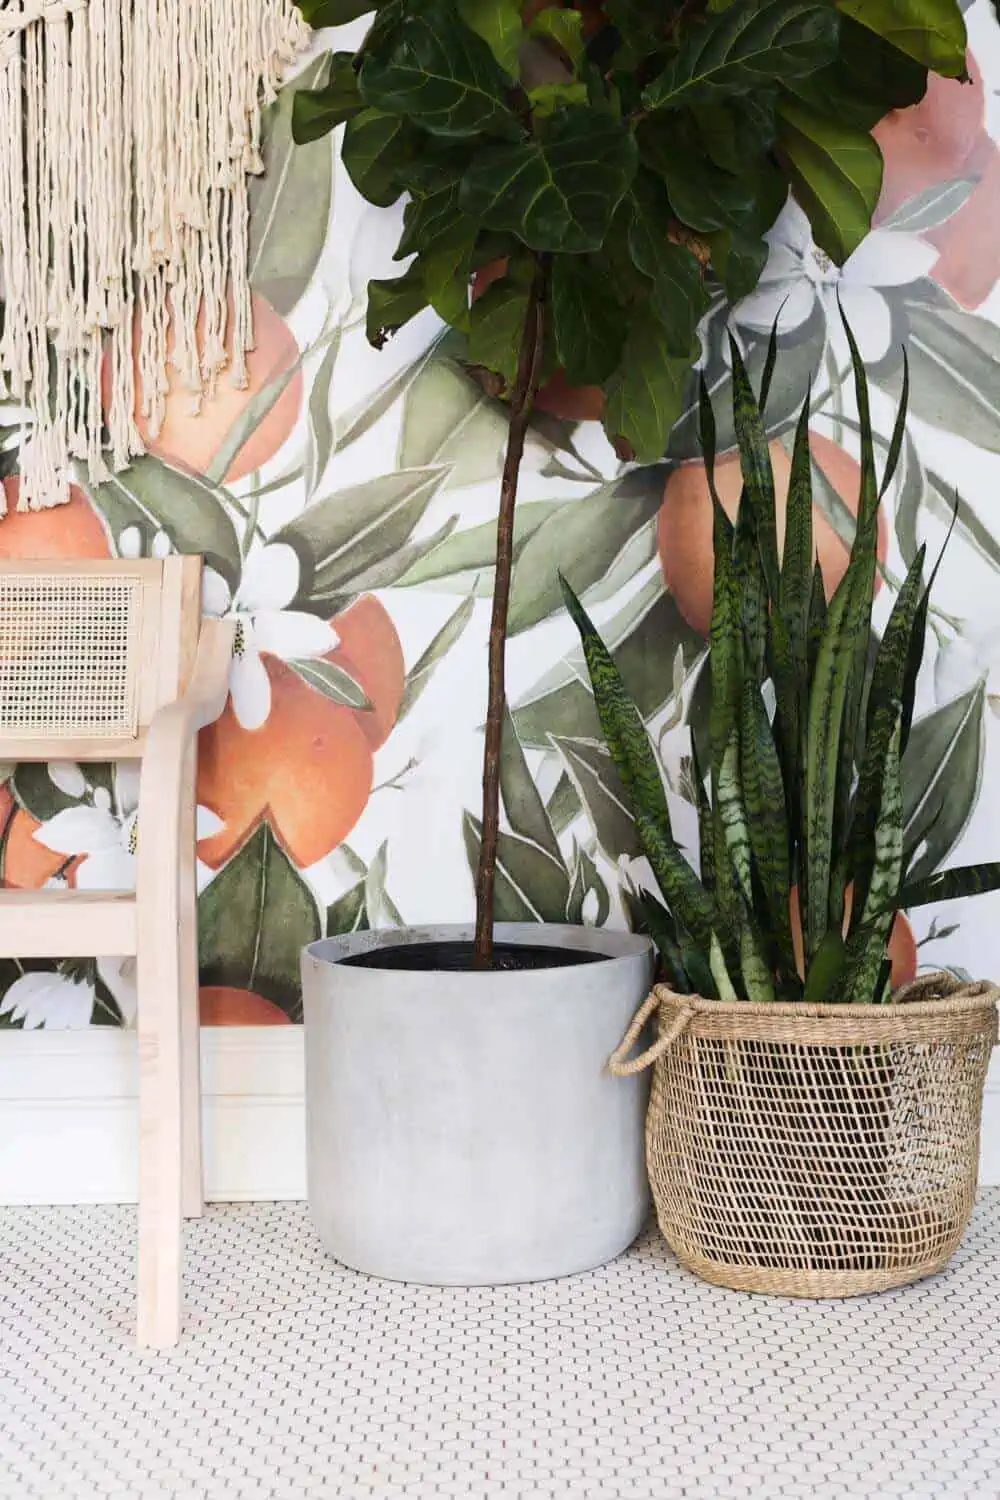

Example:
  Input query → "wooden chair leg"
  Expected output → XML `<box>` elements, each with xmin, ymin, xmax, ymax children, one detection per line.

<box><xmin>136</xmin><ymin>874</ymin><xmax>185</xmax><ymax>1348</ymax></box>
<box><xmin>179</xmin><ymin>743</ymin><xmax>204</xmax><ymax>1220</ymax></box>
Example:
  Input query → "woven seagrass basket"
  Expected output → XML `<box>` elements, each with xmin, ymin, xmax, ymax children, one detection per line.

<box><xmin>610</xmin><ymin>972</ymin><xmax>998</xmax><ymax>1296</ymax></box>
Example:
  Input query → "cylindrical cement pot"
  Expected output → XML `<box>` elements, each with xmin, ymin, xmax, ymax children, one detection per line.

<box><xmin>302</xmin><ymin>922</ymin><xmax>654</xmax><ymax>1285</ymax></box>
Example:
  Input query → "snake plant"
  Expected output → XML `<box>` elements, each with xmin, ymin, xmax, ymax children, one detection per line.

<box><xmin>563</xmin><ymin>323</ymin><xmax>1000</xmax><ymax>1004</ymax></box>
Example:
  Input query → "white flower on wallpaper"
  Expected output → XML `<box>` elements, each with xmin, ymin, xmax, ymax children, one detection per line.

<box><xmin>0</xmin><ymin>957</ymin><xmax>136</xmax><ymax>1029</ymax></box>
<box><xmin>734</xmin><ymin>200</ymin><xmax>940</xmax><ymax>360</ymax></box>
<box><xmin>31</xmin><ymin>764</ymin><xmax>223</xmax><ymax>891</ymax></box>
<box><xmin>202</xmin><ymin>543</ymin><xmax>339</xmax><ymax>731</ymax></box>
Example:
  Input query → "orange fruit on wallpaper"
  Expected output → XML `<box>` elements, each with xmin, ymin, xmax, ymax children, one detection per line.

<box><xmin>199</xmin><ymin>986</ymin><xmax>291</xmax><ymax>1025</ymax></box>
<box><xmin>2</xmin><ymin>807</ymin><xmax>80</xmax><ymax>889</ymax></box>
<box><xmin>107</xmin><ymin>291</ymin><xmax>304</xmax><ymax>483</ymax></box>
<box><xmin>197</xmin><ymin>596</ymin><xmax>405</xmax><ymax>870</ymax></box>
<box><xmin>875</xmin><ymin>55</ymin><xmax>1000</xmax><ymax>309</ymax></box>
<box><xmin>789</xmin><ymin>887</ymin><xmax>918</xmax><ymax>993</ymax></box>
<box><xmin>658</xmin><ymin>433</ymin><xmax>886</xmax><ymax>637</ymax></box>
<box><xmin>0</xmin><ymin>479</ymin><xmax>110</xmax><ymax>559</ymax></box>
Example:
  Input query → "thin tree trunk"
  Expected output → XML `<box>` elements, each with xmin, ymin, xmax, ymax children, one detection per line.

<box><xmin>474</xmin><ymin>254</ymin><xmax>549</xmax><ymax>968</ymax></box>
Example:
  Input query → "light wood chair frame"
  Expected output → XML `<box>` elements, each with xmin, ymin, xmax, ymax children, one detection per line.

<box><xmin>0</xmin><ymin>556</ymin><xmax>234</xmax><ymax>1347</ymax></box>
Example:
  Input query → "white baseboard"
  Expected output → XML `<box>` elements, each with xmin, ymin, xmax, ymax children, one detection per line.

<box><xmin>0</xmin><ymin>1030</ymin><xmax>998</xmax><ymax>1205</ymax></box>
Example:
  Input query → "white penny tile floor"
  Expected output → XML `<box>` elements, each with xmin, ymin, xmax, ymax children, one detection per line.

<box><xmin>0</xmin><ymin>1197</ymin><xmax>998</xmax><ymax>1500</ymax></box>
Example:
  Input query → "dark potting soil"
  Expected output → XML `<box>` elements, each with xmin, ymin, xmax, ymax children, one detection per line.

<box><xmin>339</xmin><ymin>941</ymin><xmax>604</xmax><ymax>973</ymax></box>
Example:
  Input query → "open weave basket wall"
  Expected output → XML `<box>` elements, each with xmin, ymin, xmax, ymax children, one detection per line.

<box><xmin>611</xmin><ymin>973</ymin><xmax>999</xmax><ymax>1297</ymax></box>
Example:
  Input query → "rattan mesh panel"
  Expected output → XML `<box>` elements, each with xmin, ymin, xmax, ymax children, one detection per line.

<box><xmin>641</xmin><ymin>977</ymin><xmax>998</xmax><ymax>1295</ymax></box>
<box><xmin>0</xmin><ymin>574</ymin><xmax>142</xmax><ymax>739</ymax></box>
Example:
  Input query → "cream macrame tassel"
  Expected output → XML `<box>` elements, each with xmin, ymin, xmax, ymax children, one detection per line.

<box><xmin>0</xmin><ymin>0</ymin><xmax>309</xmax><ymax>512</ymax></box>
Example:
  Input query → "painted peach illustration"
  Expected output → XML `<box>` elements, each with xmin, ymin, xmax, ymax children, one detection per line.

<box><xmin>199</xmin><ymin>986</ymin><xmax>292</xmax><ymax>1025</ymax></box>
<box><xmin>875</xmin><ymin>55</ymin><xmax>1000</xmax><ymax>309</ymax></box>
<box><xmin>658</xmin><ymin>432</ymin><xmax>887</xmax><ymax>636</ymax></box>
<box><xmin>104</xmin><ymin>291</ymin><xmax>304</xmax><ymax>483</ymax></box>
<box><xmin>197</xmin><ymin>592</ymin><xmax>405</xmax><ymax>869</ymax></box>
<box><xmin>790</xmin><ymin>886</ymin><xmax>918</xmax><ymax>991</ymax></box>
<box><xmin>0</xmin><ymin>479</ymin><xmax>110</xmax><ymax>558</ymax></box>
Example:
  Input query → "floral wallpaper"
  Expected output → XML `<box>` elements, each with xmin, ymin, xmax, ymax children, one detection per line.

<box><xmin>0</xmin><ymin>0</ymin><xmax>998</xmax><ymax>1029</ymax></box>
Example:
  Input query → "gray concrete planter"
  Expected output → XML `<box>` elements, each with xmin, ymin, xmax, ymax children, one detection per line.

<box><xmin>301</xmin><ymin>923</ymin><xmax>655</xmax><ymax>1285</ymax></box>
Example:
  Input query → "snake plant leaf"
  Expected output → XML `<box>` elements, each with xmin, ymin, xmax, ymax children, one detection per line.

<box><xmin>850</xmin><ymin>547</ymin><xmax>926</xmax><ymax>920</ymax></box>
<box><xmin>758</xmin><ymin>310</ymin><xmax>781</xmax><ymax>412</ymax></box>
<box><xmin>781</xmin><ymin>391</ymin><xmax>814</xmax><ymax>685</ymax></box>
<box><xmin>740</xmin><ymin>919</ymin><xmax>776</xmax><ymax>1004</ymax></box>
<box><xmin>839</xmin><ymin>711</ymin><xmax>903</xmax><ymax>1004</ymax></box>
<box><xmin>718</xmin><ymin>731</ymin><xmax>753</xmax><ymax>908</ymax></box>
<box><xmin>458</xmin><ymin>106</ymin><xmax>639</xmax><ymax>254</ymax></box>
<box><xmin>902</xmin><ymin>495</ymin><xmax>957</xmax><ymax>753</ymax></box>
<box><xmin>709</xmin><ymin>495</ymin><xmax>741</xmax><ymax>777</ymax></box>
<box><xmin>634</xmin><ymin>807</ymin><xmax>722</xmax><ymax>956</ymax></box>
<box><xmin>806</xmin><ymin>560</ymin><xmax>826</xmax><ymax>676</ymax></box>
<box><xmin>358</xmin><ymin>1</ymin><xmax>522</xmax><ymax>140</ymax></box>
<box><xmin>893</xmin><ymin>862</ymin><xmax>1000</xmax><ymax>912</ymax></box>
<box><xmin>878</xmin><ymin>350</ymin><xmax>910</xmax><ymax>500</ymax></box>
<box><xmin>629</xmin><ymin>887</ymin><xmax>692</xmax><ymax>993</ymax></box>
<box><xmin>741</xmin><ymin>677</ymin><xmax>792</xmax><ymax>961</ymax></box>
<box><xmin>734</xmin><ymin>499</ymin><xmax>767</xmax><ymax>683</ymax></box>
<box><xmin>689</xmin><ymin>734</ymin><xmax>715</xmax><ymax>894</ymax></box>
<box><xmin>642</xmin><ymin>0</ymin><xmax>839</xmax><ymax>112</ymax></box>
<box><xmin>802</xmin><ymin>927</ymin><xmax>846</xmax><ymax>1004</ymax></box>
<box><xmin>709</xmin><ymin>932</ymin><xmax>740</xmax><ymax>1004</ymax></box>
<box><xmin>728</xmin><ymin>335</ymin><xmax>780</xmax><ymax>600</ymax></box>
<box><xmin>559</xmin><ymin>576</ymin><xmax>673</xmax><ymax>837</ymax></box>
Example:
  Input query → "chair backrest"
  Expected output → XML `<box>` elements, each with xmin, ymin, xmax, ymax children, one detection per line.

<box><xmin>0</xmin><ymin>557</ymin><xmax>203</xmax><ymax>760</ymax></box>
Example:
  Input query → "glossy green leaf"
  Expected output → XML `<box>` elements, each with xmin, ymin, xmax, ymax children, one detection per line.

<box><xmin>627</xmin><ymin>179</ymin><xmax>711</xmax><ymax>353</ymax></box>
<box><xmin>777</xmin><ymin>100</ymin><xmax>883</xmax><ymax>264</ymax></box>
<box><xmin>358</xmin><ymin>1</ymin><xmax>520</xmax><ymax>139</ymax></box>
<box><xmin>456</xmin><ymin>0</ymin><xmax>523</xmax><ymax>73</ymax></box>
<box><xmin>603</xmin><ymin>312</ymin><xmax>695</xmax><ymax>463</ymax></box>
<box><xmin>466</xmin><ymin>272</ymin><xmax>531</xmax><ymax>389</ymax></box>
<box><xmin>366</xmin><ymin>263</ymin><xmax>429</xmax><ymax>348</ymax></box>
<box><xmin>643</xmin><ymin>0</ymin><xmax>838</xmax><ymax>111</ymax></box>
<box><xmin>836</xmin><ymin>0</ymin><xmax>967</xmax><ymax>77</ymax></box>
<box><xmin>248</xmin><ymin>56</ymin><xmax>333</xmax><ymax>316</ymax></box>
<box><xmin>458</xmin><ymin>106</ymin><xmax>638</xmax><ymax>254</ymax></box>
<box><xmin>421</xmin><ymin>218</ymin><xmax>479</xmax><ymax>329</ymax></box>
<box><xmin>550</xmin><ymin>256</ymin><xmax>625</xmax><ymax>387</ymax></box>
<box><xmin>297</xmin><ymin>0</ymin><xmax>377</xmax><ymax>22</ymax></box>
<box><xmin>85</xmin><ymin>460</ymin><xmax>242</xmax><ymax>589</ymax></box>
<box><xmin>292</xmin><ymin>52</ymin><xmax>364</xmax><ymax>144</ymax></box>
<box><xmin>342</xmin><ymin>107</ymin><xmax>414</xmax><ymax>207</ymax></box>
<box><xmin>199</xmin><ymin>824</ymin><xmax>321</xmax><ymax>1020</ymax></box>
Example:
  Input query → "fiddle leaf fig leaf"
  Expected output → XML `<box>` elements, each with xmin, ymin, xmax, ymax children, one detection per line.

<box><xmin>466</xmin><ymin>273</ymin><xmax>531</xmax><ymax>388</ymax></box>
<box><xmin>529</xmin><ymin>5</ymin><xmax>585</xmax><ymax>64</ymax></box>
<box><xmin>836</xmin><ymin>0</ymin><xmax>967</xmax><ymax>79</ymax></box>
<box><xmin>296</xmin><ymin>0</ymin><xmax>377</xmax><ymax>23</ymax></box>
<box><xmin>455</xmin><ymin>0</ymin><xmax>523</xmax><ymax>74</ymax></box>
<box><xmin>550</xmin><ymin>256</ymin><xmax>625</xmax><ymax>387</ymax></box>
<box><xmin>643</xmin><ymin>0</ymin><xmax>839</xmax><ymax>111</ymax></box>
<box><xmin>777</xmin><ymin>99</ymin><xmax>884</xmax><ymax>264</ymax></box>
<box><xmin>458</xmin><ymin>105</ymin><xmax>639</xmax><ymax>254</ymax></box>
<box><xmin>291</xmin><ymin>52</ymin><xmax>364</xmax><ymax>144</ymax></box>
<box><xmin>358</xmin><ymin>0</ymin><xmax>522</xmax><ymax>140</ymax></box>
<box><xmin>366</xmin><ymin>263</ymin><xmax>428</xmax><ymax>348</ymax></box>
<box><xmin>603</xmin><ymin>312</ymin><xmax>696</xmax><ymax>464</ymax></box>
<box><xmin>342</xmin><ymin>107</ymin><xmax>414</xmax><ymax>206</ymax></box>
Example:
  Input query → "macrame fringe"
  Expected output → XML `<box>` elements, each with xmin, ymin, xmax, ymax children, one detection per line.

<box><xmin>0</xmin><ymin>0</ymin><xmax>309</xmax><ymax>513</ymax></box>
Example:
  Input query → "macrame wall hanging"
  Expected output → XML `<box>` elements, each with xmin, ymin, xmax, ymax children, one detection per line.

<box><xmin>0</xmin><ymin>0</ymin><xmax>309</xmax><ymax>513</ymax></box>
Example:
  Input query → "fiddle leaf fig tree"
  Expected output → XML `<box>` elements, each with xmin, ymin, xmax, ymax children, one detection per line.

<box><xmin>291</xmin><ymin>0</ymin><xmax>969</xmax><ymax>968</ymax></box>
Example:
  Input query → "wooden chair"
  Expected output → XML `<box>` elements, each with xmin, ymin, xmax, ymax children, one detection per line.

<box><xmin>0</xmin><ymin>557</ymin><xmax>233</xmax><ymax>1347</ymax></box>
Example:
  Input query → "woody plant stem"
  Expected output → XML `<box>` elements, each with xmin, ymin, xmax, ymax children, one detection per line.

<box><xmin>473</xmin><ymin>252</ymin><xmax>550</xmax><ymax>968</ymax></box>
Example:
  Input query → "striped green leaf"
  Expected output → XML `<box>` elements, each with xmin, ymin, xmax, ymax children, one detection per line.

<box><xmin>634</xmin><ymin>808</ymin><xmax>720</xmax><ymax>955</ymax></box>
<box><xmin>709</xmin><ymin>495</ymin><xmax>741</xmax><ymax>778</ymax></box>
<box><xmin>718</xmin><ymin>732</ymin><xmax>753</xmax><ymax>908</ymax></box>
<box><xmin>902</xmin><ymin>497</ymin><xmax>956</xmax><ymax>753</ymax></box>
<box><xmin>840</xmin><ymin>712</ymin><xmax>904</xmax><ymax>1004</ymax></box>
<box><xmin>894</xmin><ymin>862</ymin><xmax>1000</xmax><ymax>912</ymax></box>
<box><xmin>734</xmin><ymin>499</ymin><xmax>767</xmax><ymax>683</ymax></box>
<box><xmin>878</xmin><ymin>350</ymin><xmax>909</xmax><ymax>500</ymax></box>
<box><xmin>690</xmin><ymin>734</ymin><xmax>715</xmax><ymax>894</ymax></box>
<box><xmin>802</xmin><ymin>927</ymin><xmax>846</xmax><ymax>1004</ymax></box>
<box><xmin>806</xmin><ymin>561</ymin><xmax>826</xmax><ymax>676</ymax></box>
<box><xmin>740</xmin><ymin>677</ymin><xmax>792</xmax><ymax>963</ymax></box>
<box><xmin>781</xmin><ymin>393</ymin><xmax>814</xmax><ymax>688</ymax></box>
<box><xmin>740</xmin><ymin>918</ymin><xmax>776</xmax><ymax>1004</ymax></box>
<box><xmin>709</xmin><ymin>932</ymin><xmax>739</xmax><ymax>1004</ymax></box>
<box><xmin>728</xmin><ymin>335</ymin><xmax>780</xmax><ymax>599</ymax></box>
<box><xmin>627</xmin><ymin>886</ymin><xmax>692</xmax><ymax>992</ymax></box>
<box><xmin>758</xmin><ymin>312</ymin><xmax>781</xmax><ymax>412</ymax></box>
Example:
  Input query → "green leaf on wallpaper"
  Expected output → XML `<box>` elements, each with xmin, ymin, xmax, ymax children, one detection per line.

<box><xmin>199</xmin><ymin>823</ymin><xmax>322</xmax><ymax>1020</ymax></box>
<box><xmin>339</xmin><ymin>514</ymin><xmax>460</xmax><ymax>595</ymax></box>
<box><xmin>274</xmin><ymin>465</ymin><xmax>449</xmax><ymax>605</ymax></box>
<box><xmin>458</xmin><ymin>107</ymin><xmax>639</xmax><ymax>254</ymax></box>
<box><xmin>899</xmin><ymin>304</ymin><xmax>1000</xmax><ymax>453</ymax></box>
<box><xmin>335</xmin><ymin>342</ymin><xmax>442</xmax><ymax>455</ymax></box>
<box><xmin>881</xmin><ymin>178</ymin><xmax>977</xmax><ymax>234</ymax></box>
<box><xmin>358</xmin><ymin>1</ymin><xmax>521</xmax><ymax>139</ymax></box>
<box><xmin>12</xmin><ymin>761</ymin><xmax>114</xmax><ymax>825</ymax></box>
<box><xmin>85</xmin><ymin>458</ymin><xmax>242</xmax><ymax>588</ymax></box>
<box><xmin>550</xmin><ymin>735</ymin><xmax>640</xmax><ymax>862</ymax></box>
<box><xmin>397</xmin><ymin>595</ymin><xmax>476</xmax><ymax>720</ymax></box>
<box><xmin>397</xmin><ymin>358</ymin><xmax>510</xmax><ymax>485</ymax></box>
<box><xmin>397</xmin><ymin>500</ymin><xmax>562</xmax><ymax>591</ymax></box>
<box><xmin>507</xmin><ymin>475</ymin><xmax>664</xmax><ymax>634</ymax></box>
<box><xmin>306</xmin><ymin>328</ymin><xmax>341</xmax><ymax>499</ymax></box>
<box><xmin>249</xmin><ymin>54</ymin><xmax>333</xmax><ymax>317</ymax></box>
<box><xmin>462</xmin><ymin>813</ymin><xmax>571</xmax><ymax>922</ymax></box>
<box><xmin>203</xmin><ymin>350</ymin><xmax>307</xmax><ymax>487</ymax></box>
<box><xmin>499</xmin><ymin>704</ymin><xmax>565</xmax><ymax>866</ymax></box>
<box><xmin>286</xmin><ymin>658</ymin><xmax>373</xmax><ymax>710</ymax></box>
<box><xmin>836</xmin><ymin>0</ymin><xmax>967</xmax><ymax>77</ymax></box>
<box><xmin>365</xmin><ymin>840</ymin><xmax>405</xmax><ymax>927</ymax></box>
<box><xmin>513</xmin><ymin>582</ymin><xmax>705</xmax><ymax>747</ymax></box>
<box><xmin>776</xmin><ymin>100</ymin><xmax>883</xmax><ymax>264</ymax></box>
<box><xmin>642</xmin><ymin>0</ymin><xmax>838</xmax><ymax>111</ymax></box>
<box><xmin>565</xmin><ymin>842</ymin><xmax>611</xmax><ymax>926</ymax></box>
<box><xmin>326</xmin><ymin>879</ymin><xmax>369</xmax><ymax>937</ymax></box>
<box><xmin>902</xmin><ymin>681</ymin><xmax>985</xmax><ymax>884</ymax></box>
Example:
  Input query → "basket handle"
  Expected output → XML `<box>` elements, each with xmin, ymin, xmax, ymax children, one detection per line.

<box><xmin>608</xmin><ymin>992</ymin><xmax>694</xmax><ymax>1076</ymax></box>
